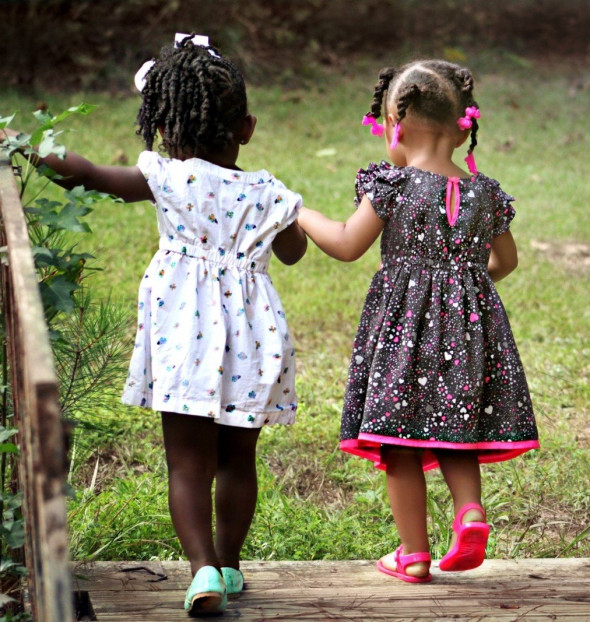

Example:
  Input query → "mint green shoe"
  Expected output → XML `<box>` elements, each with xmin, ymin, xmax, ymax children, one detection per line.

<box><xmin>184</xmin><ymin>566</ymin><xmax>227</xmax><ymax>615</ymax></box>
<box><xmin>221</xmin><ymin>567</ymin><xmax>244</xmax><ymax>595</ymax></box>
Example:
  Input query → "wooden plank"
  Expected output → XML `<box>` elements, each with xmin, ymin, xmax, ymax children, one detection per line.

<box><xmin>72</xmin><ymin>559</ymin><xmax>590</xmax><ymax>620</ymax></box>
<box><xmin>0</xmin><ymin>155</ymin><xmax>73</xmax><ymax>621</ymax></box>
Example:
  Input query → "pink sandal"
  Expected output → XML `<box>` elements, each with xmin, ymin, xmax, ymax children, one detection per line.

<box><xmin>439</xmin><ymin>502</ymin><xmax>490</xmax><ymax>572</ymax></box>
<box><xmin>377</xmin><ymin>545</ymin><xmax>432</xmax><ymax>583</ymax></box>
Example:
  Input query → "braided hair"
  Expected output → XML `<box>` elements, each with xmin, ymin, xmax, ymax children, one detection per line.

<box><xmin>366</xmin><ymin>60</ymin><xmax>479</xmax><ymax>155</ymax></box>
<box><xmin>136</xmin><ymin>36</ymin><xmax>248</xmax><ymax>156</ymax></box>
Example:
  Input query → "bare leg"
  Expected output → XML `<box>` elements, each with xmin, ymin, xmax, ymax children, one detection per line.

<box><xmin>215</xmin><ymin>425</ymin><xmax>261</xmax><ymax>569</ymax></box>
<box><xmin>381</xmin><ymin>447</ymin><xmax>430</xmax><ymax>578</ymax></box>
<box><xmin>435</xmin><ymin>450</ymin><xmax>486</xmax><ymax>540</ymax></box>
<box><xmin>161</xmin><ymin>412</ymin><xmax>219</xmax><ymax>575</ymax></box>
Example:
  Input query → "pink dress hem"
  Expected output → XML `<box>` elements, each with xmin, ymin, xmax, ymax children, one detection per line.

<box><xmin>340</xmin><ymin>436</ymin><xmax>540</xmax><ymax>472</ymax></box>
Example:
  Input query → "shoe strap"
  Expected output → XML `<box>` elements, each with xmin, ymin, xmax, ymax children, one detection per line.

<box><xmin>395</xmin><ymin>546</ymin><xmax>431</xmax><ymax>573</ymax></box>
<box><xmin>453</xmin><ymin>502</ymin><xmax>486</xmax><ymax>530</ymax></box>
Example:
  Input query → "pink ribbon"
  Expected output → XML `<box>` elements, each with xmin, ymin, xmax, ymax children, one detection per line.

<box><xmin>465</xmin><ymin>151</ymin><xmax>478</xmax><ymax>175</ymax></box>
<box><xmin>445</xmin><ymin>177</ymin><xmax>461</xmax><ymax>226</ymax></box>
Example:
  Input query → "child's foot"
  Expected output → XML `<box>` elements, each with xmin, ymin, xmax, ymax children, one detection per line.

<box><xmin>377</xmin><ymin>545</ymin><xmax>432</xmax><ymax>583</ymax></box>
<box><xmin>446</xmin><ymin>506</ymin><xmax>486</xmax><ymax>548</ymax></box>
<box><xmin>439</xmin><ymin>503</ymin><xmax>489</xmax><ymax>572</ymax></box>
<box><xmin>184</xmin><ymin>565</ymin><xmax>227</xmax><ymax>616</ymax></box>
<box><xmin>380</xmin><ymin>553</ymin><xmax>430</xmax><ymax>579</ymax></box>
<box><xmin>221</xmin><ymin>567</ymin><xmax>244</xmax><ymax>595</ymax></box>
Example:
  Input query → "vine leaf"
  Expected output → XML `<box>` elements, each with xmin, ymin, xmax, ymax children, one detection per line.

<box><xmin>27</xmin><ymin>198</ymin><xmax>92</xmax><ymax>233</ymax></box>
<box><xmin>0</xmin><ymin>428</ymin><xmax>17</xmax><ymax>443</ymax></box>
<box><xmin>40</xmin><ymin>275</ymin><xmax>79</xmax><ymax>313</ymax></box>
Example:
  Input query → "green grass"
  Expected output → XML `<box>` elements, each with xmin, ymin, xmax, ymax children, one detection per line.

<box><xmin>2</xmin><ymin>50</ymin><xmax>589</xmax><ymax>562</ymax></box>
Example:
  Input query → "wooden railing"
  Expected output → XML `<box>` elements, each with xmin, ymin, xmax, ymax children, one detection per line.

<box><xmin>0</xmin><ymin>155</ymin><xmax>73</xmax><ymax>621</ymax></box>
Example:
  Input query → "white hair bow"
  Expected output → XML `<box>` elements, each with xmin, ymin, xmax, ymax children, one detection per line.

<box><xmin>134</xmin><ymin>33</ymin><xmax>218</xmax><ymax>92</ymax></box>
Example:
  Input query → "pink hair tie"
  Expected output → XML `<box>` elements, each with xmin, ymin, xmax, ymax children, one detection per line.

<box><xmin>465</xmin><ymin>151</ymin><xmax>478</xmax><ymax>176</ymax></box>
<box><xmin>457</xmin><ymin>106</ymin><xmax>480</xmax><ymax>130</ymax></box>
<box><xmin>390</xmin><ymin>122</ymin><xmax>401</xmax><ymax>149</ymax></box>
<box><xmin>457</xmin><ymin>117</ymin><xmax>472</xmax><ymax>130</ymax></box>
<box><xmin>362</xmin><ymin>114</ymin><xmax>385</xmax><ymax>137</ymax></box>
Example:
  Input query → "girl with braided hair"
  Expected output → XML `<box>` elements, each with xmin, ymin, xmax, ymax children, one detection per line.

<box><xmin>4</xmin><ymin>34</ymin><xmax>307</xmax><ymax>614</ymax></box>
<box><xmin>298</xmin><ymin>59</ymin><xmax>538</xmax><ymax>582</ymax></box>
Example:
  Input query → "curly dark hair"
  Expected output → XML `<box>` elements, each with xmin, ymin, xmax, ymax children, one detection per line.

<box><xmin>366</xmin><ymin>59</ymin><xmax>480</xmax><ymax>155</ymax></box>
<box><xmin>136</xmin><ymin>36</ymin><xmax>248</xmax><ymax>155</ymax></box>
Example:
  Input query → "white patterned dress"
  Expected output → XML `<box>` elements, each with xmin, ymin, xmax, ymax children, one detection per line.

<box><xmin>121</xmin><ymin>153</ymin><xmax>302</xmax><ymax>428</ymax></box>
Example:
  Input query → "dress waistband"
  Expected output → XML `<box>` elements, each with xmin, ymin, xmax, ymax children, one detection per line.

<box><xmin>158</xmin><ymin>238</ymin><xmax>269</xmax><ymax>273</ymax></box>
<box><xmin>382</xmin><ymin>255</ymin><xmax>487</xmax><ymax>271</ymax></box>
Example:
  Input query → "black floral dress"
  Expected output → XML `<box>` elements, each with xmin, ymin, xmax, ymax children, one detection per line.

<box><xmin>340</xmin><ymin>162</ymin><xmax>539</xmax><ymax>471</ymax></box>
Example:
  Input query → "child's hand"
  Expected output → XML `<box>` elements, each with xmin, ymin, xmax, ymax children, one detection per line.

<box><xmin>297</xmin><ymin>199</ymin><xmax>385</xmax><ymax>262</ymax></box>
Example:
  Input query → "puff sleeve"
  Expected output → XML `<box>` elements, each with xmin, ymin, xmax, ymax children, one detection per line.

<box><xmin>354</xmin><ymin>161</ymin><xmax>408</xmax><ymax>221</ymax></box>
<box><xmin>265</xmin><ymin>177</ymin><xmax>303</xmax><ymax>234</ymax></box>
<box><xmin>486</xmin><ymin>177</ymin><xmax>516</xmax><ymax>237</ymax></box>
<box><xmin>136</xmin><ymin>151</ymin><xmax>169</xmax><ymax>202</ymax></box>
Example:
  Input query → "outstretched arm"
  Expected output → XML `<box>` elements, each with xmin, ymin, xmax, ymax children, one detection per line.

<box><xmin>297</xmin><ymin>195</ymin><xmax>385</xmax><ymax>262</ymax></box>
<box><xmin>487</xmin><ymin>230</ymin><xmax>518</xmax><ymax>282</ymax></box>
<box><xmin>2</xmin><ymin>128</ymin><xmax>153</xmax><ymax>203</ymax></box>
<box><xmin>272</xmin><ymin>220</ymin><xmax>307</xmax><ymax>265</ymax></box>
<box><xmin>38</xmin><ymin>151</ymin><xmax>153</xmax><ymax>202</ymax></box>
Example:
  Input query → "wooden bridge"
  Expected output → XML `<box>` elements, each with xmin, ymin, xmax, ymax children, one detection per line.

<box><xmin>73</xmin><ymin>558</ymin><xmax>590</xmax><ymax>620</ymax></box>
<box><xmin>2</xmin><ymin>157</ymin><xmax>590</xmax><ymax>621</ymax></box>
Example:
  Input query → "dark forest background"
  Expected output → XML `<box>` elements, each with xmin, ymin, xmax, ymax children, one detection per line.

<box><xmin>1</xmin><ymin>0</ymin><xmax>588</xmax><ymax>91</ymax></box>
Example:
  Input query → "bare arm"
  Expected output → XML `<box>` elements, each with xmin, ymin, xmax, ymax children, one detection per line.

<box><xmin>487</xmin><ymin>230</ymin><xmax>518</xmax><ymax>282</ymax></box>
<box><xmin>297</xmin><ymin>195</ymin><xmax>385</xmax><ymax>262</ymax></box>
<box><xmin>272</xmin><ymin>220</ymin><xmax>307</xmax><ymax>265</ymax></box>
<box><xmin>2</xmin><ymin>128</ymin><xmax>153</xmax><ymax>202</ymax></box>
<box><xmin>28</xmin><ymin>151</ymin><xmax>153</xmax><ymax>203</ymax></box>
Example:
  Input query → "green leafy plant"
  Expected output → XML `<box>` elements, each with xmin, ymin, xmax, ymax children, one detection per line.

<box><xmin>0</xmin><ymin>360</ymin><xmax>28</xmax><ymax>619</ymax></box>
<box><xmin>0</xmin><ymin>426</ymin><xmax>26</xmax><ymax>620</ymax></box>
<box><xmin>1</xmin><ymin>106</ymin><xmax>131</xmax><ymax>417</ymax></box>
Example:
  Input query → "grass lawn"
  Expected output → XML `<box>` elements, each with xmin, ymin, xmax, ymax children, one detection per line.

<box><xmin>2</xmin><ymin>50</ymin><xmax>589</xmax><ymax>563</ymax></box>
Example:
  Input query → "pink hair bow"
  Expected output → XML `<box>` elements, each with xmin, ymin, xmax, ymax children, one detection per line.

<box><xmin>362</xmin><ymin>114</ymin><xmax>385</xmax><ymax>137</ymax></box>
<box><xmin>457</xmin><ymin>106</ymin><xmax>481</xmax><ymax>130</ymax></box>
